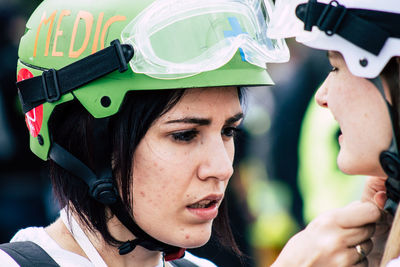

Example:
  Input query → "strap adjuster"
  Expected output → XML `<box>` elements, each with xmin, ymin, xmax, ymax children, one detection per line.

<box><xmin>111</xmin><ymin>39</ymin><xmax>134</xmax><ymax>73</ymax></box>
<box><xmin>41</xmin><ymin>69</ymin><xmax>61</xmax><ymax>103</ymax></box>
<box><xmin>316</xmin><ymin>0</ymin><xmax>347</xmax><ymax>36</ymax></box>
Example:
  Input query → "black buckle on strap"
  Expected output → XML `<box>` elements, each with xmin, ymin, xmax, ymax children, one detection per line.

<box><xmin>316</xmin><ymin>0</ymin><xmax>347</xmax><ymax>36</ymax></box>
<box><xmin>380</xmin><ymin>150</ymin><xmax>400</xmax><ymax>214</ymax></box>
<box><xmin>111</xmin><ymin>39</ymin><xmax>131</xmax><ymax>73</ymax></box>
<box><xmin>41</xmin><ymin>69</ymin><xmax>61</xmax><ymax>103</ymax></box>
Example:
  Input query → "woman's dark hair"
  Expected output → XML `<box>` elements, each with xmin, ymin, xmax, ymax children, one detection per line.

<box><xmin>380</xmin><ymin>57</ymin><xmax>400</xmax><ymax>266</ymax></box>
<box><xmin>49</xmin><ymin>87</ymin><xmax>244</xmax><ymax>254</ymax></box>
<box><xmin>382</xmin><ymin>57</ymin><xmax>400</xmax><ymax>146</ymax></box>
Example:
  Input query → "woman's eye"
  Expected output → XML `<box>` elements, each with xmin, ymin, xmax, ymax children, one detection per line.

<box><xmin>222</xmin><ymin>127</ymin><xmax>240</xmax><ymax>138</ymax></box>
<box><xmin>171</xmin><ymin>130</ymin><xmax>198</xmax><ymax>142</ymax></box>
<box><xmin>330</xmin><ymin>66</ymin><xmax>338</xmax><ymax>72</ymax></box>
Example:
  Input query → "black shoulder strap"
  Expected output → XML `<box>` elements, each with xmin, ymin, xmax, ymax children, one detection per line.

<box><xmin>0</xmin><ymin>241</ymin><xmax>200</xmax><ymax>267</ymax></box>
<box><xmin>0</xmin><ymin>241</ymin><xmax>59</xmax><ymax>267</ymax></box>
<box><xmin>170</xmin><ymin>257</ymin><xmax>199</xmax><ymax>267</ymax></box>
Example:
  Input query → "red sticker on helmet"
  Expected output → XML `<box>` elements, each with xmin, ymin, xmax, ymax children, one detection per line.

<box><xmin>17</xmin><ymin>68</ymin><xmax>44</xmax><ymax>138</ymax></box>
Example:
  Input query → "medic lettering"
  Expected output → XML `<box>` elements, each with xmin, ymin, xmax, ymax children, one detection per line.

<box><xmin>33</xmin><ymin>10</ymin><xmax>126</xmax><ymax>58</ymax></box>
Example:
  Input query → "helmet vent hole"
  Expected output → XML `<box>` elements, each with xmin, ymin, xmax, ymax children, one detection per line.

<box><xmin>101</xmin><ymin>96</ymin><xmax>111</xmax><ymax>108</ymax></box>
<box><xmin>37</xmin><ymin>135</ymin><xmax>44</xmax><ymax>146</ymax></box>
<box><xmin>359</xmin><ymin>58</ymin><xmax>368</xmax><ymax>67</ymax></box>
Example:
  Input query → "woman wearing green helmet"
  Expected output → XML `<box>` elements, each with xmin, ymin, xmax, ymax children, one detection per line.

<box><xmin>4</xmin><ymin>0</ymin><xmax>287</xmax><ymax>265</ymax></box>
<box><xmin>0</xmin><ymin>0</ymin><xmax>384</xmax><ymax>266</ymax></box>
<box><xmin>268</xmin><ymin>0</ymin><xmax>400</xmax><ymax>266</ymax></box>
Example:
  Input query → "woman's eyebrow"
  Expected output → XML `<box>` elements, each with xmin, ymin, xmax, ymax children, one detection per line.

<box><xmin>166</xmin><ymin>117</ymin><xmax>210</xmax><ymax>125</ymax></box>
<box><xmin>165</xmin><ymin>112</ymin><xmax>243</xmax><ymax>126</ymax></box>
<box><xmin>225</xmin><ymin>112</ymin><xmax>244</xmax><ymax>125</ymax></box>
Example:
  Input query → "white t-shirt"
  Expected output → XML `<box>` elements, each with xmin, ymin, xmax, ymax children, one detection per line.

<box><xmin>0</xmin><ymin>227</ymin><xmax>217</xmax><ymax>267</ymax></box>
<box><xmin>388</xmin><ymin>257</ymin><xmax>400</xmax><ymax>267</ymax></box>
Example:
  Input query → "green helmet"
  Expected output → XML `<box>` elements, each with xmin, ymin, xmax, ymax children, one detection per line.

<box><xmin>17</xmin><ymin>0</ymin><xmax>281</xmax><ymax>161</ymax></box>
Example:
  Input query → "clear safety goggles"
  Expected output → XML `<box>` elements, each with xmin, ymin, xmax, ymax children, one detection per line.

<box><xmin>267</xmin><ymin>0</ymin><xmax>315</xmax><ymax>41</ymax></box>
<box><xmin>121</xmin><ymin>0</ymin><xmax>289</xmax><ymax>79</ymax></box>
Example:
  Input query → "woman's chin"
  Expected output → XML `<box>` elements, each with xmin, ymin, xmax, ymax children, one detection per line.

<box><xmin>337</xmin><ymin>153</ymin><xmax>384</xmax><ymax>176</ymax></box>
<box><xmin>182</xmin><ymin>237</ymin><xmax>210</xmax><ymax>249</ymax></box>
<box><xmin>337</xmin><ymin>160</ymin><xmax>358</xmax><ymax>175</ymax></box>
<box><xmin>180</xmin><ymin>229</ymin><xmax>212</xmax><ymax>248</ymax></box>
<box><xmin>168</xmin><ymin>236</ymin><xmax>210</xmax><ymax>249</ymax></box>
<box><xmin>337</xmin><ymin>152</ymin><xmax>353</xmax><ymax>174</ymax></box>
<box><xmin>158</xmin><ymin>226</ymin><xmax>212</xmax><ymax>249</ymax></box>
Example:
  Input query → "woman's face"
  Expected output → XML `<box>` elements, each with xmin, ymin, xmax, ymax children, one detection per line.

<box><xmin>315</xmin><ymin>52</ymin><xmax>392</xmax><ymax>176</ymax></box>
<box><xmin>131</xmin><ymin>86</ymin><xmax>242</xmax><ymax>248</ymax></box>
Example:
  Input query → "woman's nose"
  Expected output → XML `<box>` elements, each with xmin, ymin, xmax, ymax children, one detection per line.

<box><xmin>197</xmin><ymin>138</ymin><xmax>234</xmax><ymax>182</ymax></box>
<box><xmin>315</xmin><ymin>78</ymin><xmax>329</xmax><ymax>108</ymax></box>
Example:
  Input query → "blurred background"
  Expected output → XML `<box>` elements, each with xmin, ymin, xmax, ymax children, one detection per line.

<box><xmin>0</xmin><ymin>1</ymin><xmax>366</xmax><ymax>266</ymax></box>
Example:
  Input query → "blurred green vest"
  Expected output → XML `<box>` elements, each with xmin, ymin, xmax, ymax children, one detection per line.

<box><xmin>298</xmin><ymin>98</ymin><xmax>366</xmax><ymax>223</ymax></box>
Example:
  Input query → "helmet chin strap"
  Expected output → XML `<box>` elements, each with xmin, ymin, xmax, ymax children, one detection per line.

<box><xmin>369</xmin><ymin>77</ymin><xmax>400</xmax><ymax>215</ymax></box>
<box><xmin>49</xmin><ymin>117</ymin><xmax>185</xmax><ymax>261</ymax></box>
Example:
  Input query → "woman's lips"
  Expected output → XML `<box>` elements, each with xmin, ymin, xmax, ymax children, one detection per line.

<box><xmin>186</xmin><ymin>195</ymin><xmax>222</xmax><ymax>221</ymax></box>
<box><xmin>337</xmin><ymin>128</ymin><xmax>343</xmax><ymax>145</ymax></box>
<box><xmin>187</xmin><ymin>203</ymin><xmax>219</xmax><ymax>221</ymax></box>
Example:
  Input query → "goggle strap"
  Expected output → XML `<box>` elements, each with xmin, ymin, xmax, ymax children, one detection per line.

<box><xmin>17</xmin><ymin>39</ymin><xmax>134</xmax><ymax>114</ymax></box>
<box><xmin>296</xmin><ymin>1</ymin><xmax>400</xmax><ymax>56</ymax></box>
